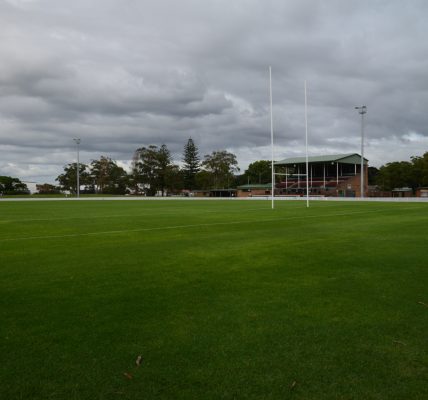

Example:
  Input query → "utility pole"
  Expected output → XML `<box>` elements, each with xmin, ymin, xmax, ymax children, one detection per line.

<box><xmin>355</xmin><ymin>106</ymin><xmax>367</xmax><ymax>198</ymax></box>
<box><xmin>73</xmin><ymin>138</ymin><xmax>81</xmax><ymax>198</ymax></box>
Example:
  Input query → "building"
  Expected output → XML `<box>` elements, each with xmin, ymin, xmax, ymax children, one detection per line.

<box><xmin>193</xmin><ymin>189</ymin><xmax>236</xmax><ymax>197</ymax></box>
<box><xmin>416</xmin><ymin>187</ymin><xmax>428</xmax><ymax>198</ymax></box>
<box><xmin>274</xmin><ymin>153</ymin><xmax>368</xmax><ymax>197</ymax></box>
<box><xmin>236</xmin><ymin>184</ymin><xmax>272</xmax><ymax>197</ymax></box>
<box><xmin>392</xmin><ymin>187</ymin><xmax>413</xmax><ymax>198</ymax></box>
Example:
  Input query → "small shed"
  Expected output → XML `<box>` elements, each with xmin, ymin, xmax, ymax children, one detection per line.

<box><xmin>209</xmin><ymin>189</ymin><xmax>237</xmax><ymax>197</ymax></box>
<box><xmin>236</xmin><ymin>184</ymin><xmax>272</xmax><ymax>197</ymax></box>
<box><xmin>416</xmin><ymin>187</ymin><xmax>428</xmax><ymax>198</ymax></box>
<box><xmin>392</xmin><ymin>187</ymin><xmax>413</xmax><ymax>197</ymax></box>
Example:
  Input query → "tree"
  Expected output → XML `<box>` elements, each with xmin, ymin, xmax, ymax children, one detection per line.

<box><xmin>136</xmin><ymin>145</ymin><xmax>159</xmax><ymax>196</ymax></box>
<box><xmin>201</xmin><ymin>150</ymin><xmax>240</xmax><ymax>188</ymax></box>
<box><xmin>376</xmin><ymin>161</ymin><xmax>416</xmax><ymax>191</ymax></box>
<box><xmin>245</xmin><ymin>160</ymin><xmax>272</xmax><ymax>184</ymax></box>
<box><xmin>182</xmin><ymin>138</ymin><xmax>200</xmax><ymax>191</ymax></box>
<box><xmin>130</xmin><ymin>149</ymin><xmax>143</xmax><ymax>194</ymax></box>
<box><xmin>90</xmin><ymin>156</ymin><xmax>129</xmax><ymax>194</ymax></box>
<box><xmin>368</xmin><ymin>167</ymin><xmax>379</xmax><ymax>185</ymax></box>
<box><xmin>56</xmin><ymin>163</ymin><xmax>90</xmax><ymax>194</ymax></box>
<box><xmin>157</xmin><ymin>144</ymin><xmax>173</xmax><ymax>196</ymax></box>
<box><xmin>411</xmin><ymin>151</ymin><xmax>428</xmax><ymax>187</ymax></box>
<box><xmin>0</xmin><ymin>176</ymin><xmax>29</xmax><ymax>195</ymax></box>
<box><xmin>165</xmin><ymin>164</ymin><xmax>184</xmax><ymax>194</ymax></box>
<box><xmin>195</xmin><ymin>170</ymin><xmax>213</xmax><ymax>190</ymax></box>
<box><xmin>135</xmin><ymin>144</ymin><xmax>176</xmax><ymax>196</ymax></box>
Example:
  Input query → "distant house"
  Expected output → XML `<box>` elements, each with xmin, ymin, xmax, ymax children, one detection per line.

<box><xmin>416</xmin><ymin>187</ymin><xmax>428</xmax><ymax>198</ymax></box>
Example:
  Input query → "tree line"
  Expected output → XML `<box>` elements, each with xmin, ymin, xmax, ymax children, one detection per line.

<box><xmin>0</xmin><ymin>176</ymin><xmax>30</xmax><ymax>195</ymax></box>
<box><xmin>1</xmin><ymin>146</ymin><xmax>428</xmax><ymax>196</ymax></box>
<box><xmin>372</xmin><ymin>151</ymin><xmax>428</xmax><ymax>191</ymax></box>
<box><xmin>51</xmin><ymin>149</ymin><xmax>428</xmax><ymax>195</ymax></box>
<box><xmin>55</xmin><ymin>138</ymin><xmax>240</xmax><ymax>196</ymax></box>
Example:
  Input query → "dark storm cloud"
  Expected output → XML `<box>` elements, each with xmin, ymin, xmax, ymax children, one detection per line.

<box><xmin>1</xmin><ymin>0</ymin><xmax>428</xmax><ymax>183</ymax></box>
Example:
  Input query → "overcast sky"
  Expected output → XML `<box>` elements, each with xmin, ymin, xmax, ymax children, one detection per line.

<box><xmin>1</xmin><ymin>0</ymin><xmax>427</xmax><ymax>184</ymax></box>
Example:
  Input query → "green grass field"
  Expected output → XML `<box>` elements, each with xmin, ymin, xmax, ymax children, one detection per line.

<box><xmin>1</xmin><ymin>199</ymin><xmax>427</xmax><ymax>399</ymax></box>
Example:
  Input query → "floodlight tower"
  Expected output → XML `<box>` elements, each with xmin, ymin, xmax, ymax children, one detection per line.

<box><xmin>73</xmin><ymin>138</ymin><xmax>81</xmax><ymax>198</ymax></box>
<box><xmin>355</xmin><ymin>106</ymin><xmax>367</xmax><ymax>198</ymax></box>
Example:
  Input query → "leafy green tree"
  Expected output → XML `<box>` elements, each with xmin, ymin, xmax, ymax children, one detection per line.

<box><xmin>411</xmin><ymin>152</ymin><xmax>428</xmax><ymax>187</ymax></box>
<box><xmin>56</xmin><ymin>163</ymin><xmax>90</xmax><ymax>194</ymax></box>
<box><xmin>0</xmin><ymin>176</ymin><xmax>29</xmax><ymax>195</ymax></box>
<box><xmin>194</xmin><ymin>170</ymin><xmax>213</xmax><ymax>190</ymax></box>
<box><xmin>90</xmin><ymin>156</ymin><xmax>129</xmax><ymax>194</ymax></box>
<box><xmin>201</xmin><ymin>150</ymin><xmax>239</xmax><ymax>188</ymax></box>
<box><xmin>165</xmin><ymin>164</ymin><xmax>184</xmax><ymax>194</ymax></box>
<box><xmin>368</xmin><ymin>167</ymin><xmax>379</xmax><ymax>185</ymax></box>
<box><xmin>130</xmin><ymin>149</ymin><xmax>144</xmax><ymax>194</ymax></box>
<box><xmin>136</xmin><ymin>145</ymin><xmax>159</xmax><ymax>196</ymax></box>
<box><xmin>135</xmin><ymin>144</ymin><xmax>176</xmax><ymax>196</ymax></box>
<box><xmin>245</xmin><ymin>160</ymin><xmax>272</xmax><ymax>184</ymax></box>
<box><xmin>233</xmin><ymin>173</ymin><xmax>248</xmax><ymax>187</ymax></box>
<box><xmin>182</xmin><ymin>138</ymin><xmax>200</xmax><ymax>190</ymax></box>
<box><xmin>157</xmin><ymin>144</ymin><xmax>173</xmax><ymax>196</ymax></box>
<box><xmin>376</xmin><ymin>161</ymin><xmax>416</xmax><ymax>191</ymax></box>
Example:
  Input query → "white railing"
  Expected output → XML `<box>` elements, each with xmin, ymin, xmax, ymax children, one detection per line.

<box><xmin>1</xmin><ymin>196</ymin><xmax>428</xmax><ymax>202</ymax></box>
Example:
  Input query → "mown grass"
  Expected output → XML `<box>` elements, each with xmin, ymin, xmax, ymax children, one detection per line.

<box><xmin>0</xmin><ymin>200</ymin><xmax>427</xmax><ymax>399</ymax></box>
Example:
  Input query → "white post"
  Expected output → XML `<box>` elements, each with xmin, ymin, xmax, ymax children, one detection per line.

<box><xmin>336</xmin><ymin>162</ymin><xmax>339</xmax><ymax>185</ymax></box>
<box><xmin>269</xmin><ymin>66</ymin><xmax>274</xmax><ymax>209</ymax></box>
<box><xmin>304</xmin><ymin>80</ymin><xmax>309</xmax><ymax>208</ymax></box>
<box><xmin>361</xmin><ymin>110</ymin><xmax>366</xmax><ymax>197</ymax></box>
<box><xmin>73</xmin><ymin>138</ymin><xmax>81</xmax><ymax>198</ymax></box>
<box><xmin>285</xmin><ymin>168</ymin><xmax>288</xmax><ymax>190</ymax></box>
<box><xmin>323</xmin><ymin>164</ymin><xmax>326</xmax><ymax>188</ymax></box>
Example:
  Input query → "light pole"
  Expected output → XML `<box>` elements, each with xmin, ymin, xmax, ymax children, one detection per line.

<box><xmin>73</xmin><ymin>138</ymin><xmax>81</xmax><ymax>198</ymax></box>
<box><xmin>355</xmin><ymin>106</ymin><xmax>367</xmax><ymax>198</ymax></box>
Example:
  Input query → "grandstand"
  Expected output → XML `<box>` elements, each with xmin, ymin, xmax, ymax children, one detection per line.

<box><xmin>274</xmin><ymin>154</ymin><xmax>368</xmax><ymax>197</ymax></box>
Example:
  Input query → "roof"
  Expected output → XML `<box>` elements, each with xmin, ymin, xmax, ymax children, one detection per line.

<box><xmin>237</xmin><ymin>184</ymin><xmax>272</xmax><ymax>190</ymax></box>
<box><xmin>275</xmin><ymin>153</ymin><xmax>368</xmax><ymax>166</ymax></box>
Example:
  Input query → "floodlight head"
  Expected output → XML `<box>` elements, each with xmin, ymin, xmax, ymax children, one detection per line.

<box><xmin>73</xmin><ymin>138</ymin><xmax>81</xmax><ymax>145</ymax></box>
<box><xmin>355</xmin><ymin>105</ymin><xmax>367</xmax><ymax>115</ymax></box>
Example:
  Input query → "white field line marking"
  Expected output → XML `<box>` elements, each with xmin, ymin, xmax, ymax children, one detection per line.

<box><xmin>1</xmin><ymin>202</ymin><xmax>422</xmax><ymax>225</ymax></box>
<box><xmin>0</xmin><ymin>209</ymin><xmax>382</xmax><ymax>242</ymax></box>
<box><xmin>0</xmin><ymin>207</ymin><xmax>274</xmax><ymax>224</ymax></box>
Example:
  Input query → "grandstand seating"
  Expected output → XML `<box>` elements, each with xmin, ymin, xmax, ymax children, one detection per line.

<box><xmin>277</xmin><ymin>174</ymin><xmax>359</xmax><ymax>196</ymax></box>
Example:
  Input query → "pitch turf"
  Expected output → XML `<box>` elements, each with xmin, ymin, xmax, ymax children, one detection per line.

<box><xmin>0</xmin><ymin>199</ymin><xmax>427</xmax><ymax>399</ymax></box>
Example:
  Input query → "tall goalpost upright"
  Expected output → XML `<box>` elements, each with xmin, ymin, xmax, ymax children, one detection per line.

<box><xmin>305</xmin><ymin>80</ymin><xmax>309</xmax><ymax>208</ymax></box>
<box><xmin>269</xmin><ymin>66</ymin><xmax>274</xmax><ymax>210</ymax></box>
<box><xmin>269</xmin><ymin>69</ymin><xmax>309</xmax><ymax>209</ymax></box>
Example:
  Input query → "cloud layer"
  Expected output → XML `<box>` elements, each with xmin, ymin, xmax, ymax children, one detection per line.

<box><xmin>1</xmin><ymin>0</ymin><xmax>427</xmax><ymax>183</ymax></box>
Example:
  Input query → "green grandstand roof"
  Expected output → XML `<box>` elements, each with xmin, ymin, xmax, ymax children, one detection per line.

<box><xmin>275</xmin><ymin>153</ymin><xmax>368</xmax><ymax>165</ymax></box>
